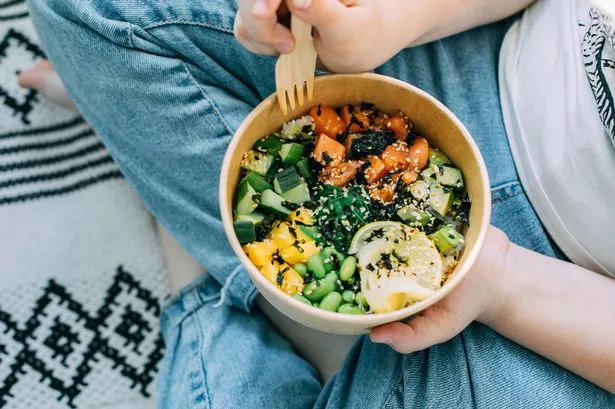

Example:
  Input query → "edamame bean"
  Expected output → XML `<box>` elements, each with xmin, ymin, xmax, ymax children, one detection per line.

<box><xmin>292</xmin><ymin>294</ymin><xmax>312</xmax><ymax>305</ymax></box>
<box><xmin>321</xmin><ymin>248</ymin><xmax>334</xmax><ymax>272</ymax></box>
<box><xmin>332</xmin><ymin>249</ymin><xmax>345</xmax><ymax>264</ymax></box>
<box><xmin>292</xmin><ymin>263</ymin><xmax>308</xmax><ymax>278</ymax></box>
<box><xmin>355</xmin><ymin>292</ymin><xmax>369</xmax><ymax>309</ymax></box>
<box><xmin>307</xmin><ymin>254</ymin><xmax>326</xmax><ymax>279</ymax></box>
<box><xmin>342</xmin><ymin>290</ymin><xmax>355</xmax><ymax>303</ymax></box>
<box><xmin>322</xmin><ymin>246</ymin><xmax>344</xmax><ymax>271</ymax></box>
<box><xmin>337</xmin><ymin>304</ymin><xmax>364</xmax><ymax>315</ymax></box>
<box><xmin>321</xmin><ymin>247</ymin><xmax>334</xmax><ymax>261</ymax></box>
<box><xmin>319</xmin><ymin>292</ymin><xmax>343</xmax><ymax>312</ymax></box>
<box><xmin>325</xmin><ymin>272</ymin><xmax>340</xmax><ymax>292</ymax></box>
<box><xmin>303</xmin><ymin>276</ymin><xmax>336</xmax><ymax>302</ymax></box>
<box><xmin>339</xmin><ymin>256</ymin><xmax>357</xmax><ymax>281</ymax></box>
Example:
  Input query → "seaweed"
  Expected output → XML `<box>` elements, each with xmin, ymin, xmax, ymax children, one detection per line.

<box><xmin>347</xmin><ymin>129</ymin><xmax>396</xmax><ymax>160</ymax></box>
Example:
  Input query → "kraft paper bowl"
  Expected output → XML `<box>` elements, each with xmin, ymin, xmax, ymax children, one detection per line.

<box><xmin>220</xmin><ymin>73</ymin><xmax>491</xmax><ymax>335</ymax></box>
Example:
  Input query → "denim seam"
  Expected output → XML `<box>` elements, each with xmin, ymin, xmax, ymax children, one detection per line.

<box><xmin>142</xmin><ymin>20</ymin><xmax>233</xmax><ymax>35</ymax></box>
<box><xmin>493</xmin><ymin>189</ymin><xmax>523</xmax><ymax>204</ymax></box>
<box><xmin>192</xmin><ymin>311</ymin><xmax>213</xmax><ymax>409</ymax></box>
<box><xmin>459</xmin><ymin>332</ymin><xmax>478</xmax><ymax>408</ymax></box>
<box><xmin>491</xmin><ymin>180</ymin><xmax>520</xmax><ymax>193</ymax></box>
<box><xmin>168</xmin><ymin>294</ymin><xmax>220</xmax><ymax>332</ymax></box>
<box><xmin>242</xmin><ymin>282</ymin><xmax>259</xmax><ymax>310</ymax></box>
<box><xmin>381</xmin><ymin>368</ymin><xmax>404</xmax><ymax>408</ymax></box>
<box><xmin>181</xmin><ymin>62</ymin><xmax>235</xmax><ymax>137</ymax></box>
<box><xmin>161</xmin><ymin>274</ymin><xmax>214</xmax><ymax>313</ymax></box>
<box><xmin>127</xmin><ymin>23</ymin><xmax>134</xmax><ymax>48</ymax></box>
<box><xmin>212</xmin><ymin>264</ymin><xmax>243</xmax><ymax>308</ymax></box>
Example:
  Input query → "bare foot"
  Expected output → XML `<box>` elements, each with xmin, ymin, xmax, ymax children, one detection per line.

<box><xmin>18</xmin><ymin>60</ymin><xmax>78</xmax><ymax>111</ymax></box>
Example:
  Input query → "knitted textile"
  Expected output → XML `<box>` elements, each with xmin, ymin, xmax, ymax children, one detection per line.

<box><xmin>0</xmin><ymin>1</ymin><xmax>168</xmax><ymax>408</ymax></box>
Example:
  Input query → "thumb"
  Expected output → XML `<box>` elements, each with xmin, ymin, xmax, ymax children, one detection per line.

<box><xmin>370</xmin><ymin>306</ymin><xmax>468</xmax><ymax>354</ymax></box>
<box><xmin>287</xmin><ymin>0</ymin><xmax>349</xmax><ymax>26</ymax></box>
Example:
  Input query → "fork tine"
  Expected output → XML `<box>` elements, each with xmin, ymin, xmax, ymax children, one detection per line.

<box><xmin>287</xmin><ymin>79</ymin><xmax>296</xmax><ymax>111</ymax></box>
<box><xmin>275</xmin><ymin>57</ymin><xmax>289</xmax><ymax>114</ymax></box>
<box><xmin>275</xmin><ymin>15</ymin><xmax>316</xmax><ymax>114</ymax></box>
<box><xmin>296</xmin><ymin>81</ymin><xmax>305</xmax><ymax>106</ymax></box>
<box><xmin>307</xmin><ymin>76</ymin><xmax>314</xmax><ymax>101</ymax></box>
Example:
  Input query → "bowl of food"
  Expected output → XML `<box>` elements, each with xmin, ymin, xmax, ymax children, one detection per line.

<box><xmin>220</xmin><ymin>73</ymin><xmax>490</xmax><ymax>335</ymax></box>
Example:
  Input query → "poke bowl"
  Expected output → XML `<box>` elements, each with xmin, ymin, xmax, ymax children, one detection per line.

<box><xmin>220</xmin><ymin>73</ymin><xmax>491</xmax><ymax>335</ymax></box>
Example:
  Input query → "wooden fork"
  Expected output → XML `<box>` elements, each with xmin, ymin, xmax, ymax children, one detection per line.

<box><xmin>275</xmin><ymin>15</ymin><xmax>318</xmax><ymax>115</ymax></box>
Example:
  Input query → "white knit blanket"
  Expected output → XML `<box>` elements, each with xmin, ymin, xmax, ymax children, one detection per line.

<box><xmin>0</xmin><ymin>1</ymin><xmax>168</xmax><ymax>408</ymax></box>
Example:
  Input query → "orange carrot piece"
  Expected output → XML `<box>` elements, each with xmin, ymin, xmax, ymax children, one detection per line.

<box><xmin>382</xmin><ymin>142</ymin><xmax>411</xmax><ymax>171</ymax></box>
<box><xmin>309</xmin><ymin>104</ymin><xmax>345</xmax><ymax>139</ymax></box>
<box><xmin>343</xmin><ymin>133</ymin><xmax>360</xmax><ymax>152</ymax></box>
<box><xmin>320</xmin><ymin>162</ymin><xmax>358</xmax><ymax>187</ymax></box>
<box><xmin>368</xmin><ymin>173</ymin><xmax>401</xmax><ymax>203</ymax></box>
<box><xmin>401</xmin><ymin>169</ymin><xmax>418</xmax><ymax>185</ymax></box>
<box><xmin>312</xmin><ymin>134</ymin><xmax>346</xmax><ymax>166</ymax></box>
<box><xmin>341</xmin><ymin>105</ymin><xmax>370</xmax><ymax>132</ymax></box>
<box><xmin>407</xmin><ymin>136</ymin><xmax>429</xmax><ymax>171</ymax></box>
<box><xmin>385</xmin><ymin>113</ymin><xmax>410</xmax><ymax>141</ymax></box>
<box><xmin>364</xmin><ymin>155</ymin><xmax>388</xmax><ymax>184</ymax></box>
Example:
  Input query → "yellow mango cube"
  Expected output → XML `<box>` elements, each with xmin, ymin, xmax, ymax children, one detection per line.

<box><xmin>243</xmin><ymin>240</ymin><xmax>275</xmax><ymax>267</ymax></box>
<box><xmin>289</xmin><ymin>207</ymin><xmax>314</xmax><ymax>225</ymax></box>
<box><xmin>280</xmin><ymin>265</ymin><xmax>305</xmax><ymax>296</ymax></box>
<box><xmin>279</xmin><ymin>240</ymin><xmax>319</xmax><ymax>265</ymax></box>
<box><xmin>260</xmin><ymin>262</ymin><xmax>279</xmax><ymax>285</ymax></box>
<box><xmin>270</xmin><ymin>221</ymin><xmax>295</xmax><ymax>250</ymax></box>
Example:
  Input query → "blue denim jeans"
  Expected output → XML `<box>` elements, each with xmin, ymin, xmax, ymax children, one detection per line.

<box><xmin>28</xmin><ymin>0</ymin><xmax>615</xmax><ymax>408</ymax></box>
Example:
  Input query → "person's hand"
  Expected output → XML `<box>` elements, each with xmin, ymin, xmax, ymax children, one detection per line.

<box><xmin>234</xmin><ymin>0</ymin><xmax>294</xmax><ymax>55</ymax></box>
<box><xmin>234</xmin><ymin>0</ymin><xmax>413</xmax><ymax>73</ymax></box>
<box><xmin>370</xmin><ymin>225</ymin><xmax>511</xmax><ymax>354</ymax></box>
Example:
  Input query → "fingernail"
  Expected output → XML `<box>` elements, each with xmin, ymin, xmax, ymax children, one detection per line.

<box><xmin>292</xmin><ymin>0</ymin><xmax>311</xmax><ymax>10</ymax></box>
<box><xmin>252</xmin><ymin>0</ymin><xmax>268</xmax><ymax>16</ymax></box>
<box><xmin>275</xmin><ymin>42</ymin><xmax>293</xmax><ymax>54</ymax></box>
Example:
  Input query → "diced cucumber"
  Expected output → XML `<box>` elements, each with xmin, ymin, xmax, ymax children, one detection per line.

<box><xmin>420</xmin><ymin>164</ymin><xmax>439</xmax><ymax>181</ymax></box>
<box><xmin>235</xmin><ymin>180</ymin><xmax>259</xmax><ymax>215</ymax></box>
<box><xmin>296</xmin><ymin>158</ymin><xmax>313</xmax><ymax>180</ymax></box>
<box><xmin>254</xmin><ymin>135</ymin><xmax>284</xmax><ymax>155</ymax></box>
<box><xmin>240</xmin><ymin>171</ymin><xmax>272</xmax><ymax>193</ymax></box>
<box><xmin>279</xmin><ymin>143</ymin><xmax>304</xmax><ymax>165</ymax></box>
<box><xmin>429</xmin><ymin>184</ymin><xmax>454</xmax><ymax>216</ymax></box>
<box><xmin>259</xmin><ymin>189</ymin><xmax>292</xmax><ymax>217</ymax></box>
<box><xmin>429</xmin><ymin>225</ymin><xmax>465</xmax><ymax>253</ymax></box>
<box><xmin>397</xmin><ymin>205</ymin><xmax>431</xmax><ymax>227</ymax></box>
<box><xmin>436</xmin><ymin>166</ymin><xmax>464</xmax><ymax>189</ymax></box>
<box><xmin>266</xmin><ymin>157</ymin><xmax>284</xmax><ymax>178</ymax></box>
<box><xmin>237</xmin><ymin>212</ymin><xmax>265</xmax><ymax>225</ymax></box>
<box><xmin>234</xmin><ymin>220</ymin><xmax>257</xmax><ymax>244</ymax></box>
<box><xmin>428</xmin><ymin>148</ymin><xmax>452</xmax><ymax>166</ymax></box>
<box><xmin>241</xmin><ymin>150</ymin><xmax>275</xmax><ymax>175</ymax></box>
<box><xmin>273</xmin><ymin>167</ymin><xmax>302</xmax><ymax>194</ymax></box>
<box><xmin>282</xmin><ymin>183</ymin><xmax>311</xmax><ymax>204</ymax></box>
<box><xmin>407</xmin><ymin>180</ymin><xmax>430</xmax><ymax>201</ymax></box>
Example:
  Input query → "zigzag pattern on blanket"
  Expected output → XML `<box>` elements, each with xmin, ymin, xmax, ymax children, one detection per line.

<box><xmin>0</xmin><ymin>116</ymin><xmax>123</xmax><ymax>206</ymax></box>
<box><xmin>0</xmin><ymin>1</ymin><xmax>169</xmax><ymax>408</ymax></box>
<box><xmin>0</xmin><ymin>267</ymin><xmax>164</xmax><ymax>409</ymax></box>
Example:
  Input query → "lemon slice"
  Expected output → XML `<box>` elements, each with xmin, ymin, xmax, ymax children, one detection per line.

<box><xmin>348</xmin><ymin>221</ymin><xmax>411</xmax><ymax>254</ymax></box>
<box><xmin>358</xmin><ymin>230</ymin><xmax>443</xmax><ymax>313</ymax></box>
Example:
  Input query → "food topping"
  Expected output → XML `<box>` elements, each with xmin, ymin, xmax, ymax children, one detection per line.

<box><xmin>233</xmin><ymin>103</ymin><xmax>469</xmax><ymax>314</ymax></box>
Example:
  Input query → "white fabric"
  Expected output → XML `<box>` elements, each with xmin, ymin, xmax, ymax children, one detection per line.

<box><xmin>500</xmin><ymin>0</ymin><xmax>615</xmax><ymax>277</ymax></box>
<box><xmin>0</xmin><ymin>5</ymin><xmax>167</xmax><ymax>408</ymax></box>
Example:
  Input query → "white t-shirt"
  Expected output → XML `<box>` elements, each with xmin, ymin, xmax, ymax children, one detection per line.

<box><xmin>500</xmin><ymin>0</ymin><xmax>615</xmax><ymax>277</ymax></box>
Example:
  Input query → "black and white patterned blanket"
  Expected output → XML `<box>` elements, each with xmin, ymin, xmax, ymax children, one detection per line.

<box><xmin>0</xmin><ymin>1</ymin><xmax>167</xmax><ymax>408</ymax></box>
